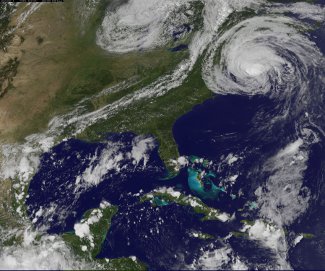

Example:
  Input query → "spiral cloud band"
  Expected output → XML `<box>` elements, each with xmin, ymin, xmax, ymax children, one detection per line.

<box><xmin>203</xmin><ymin>16</ymin><xmax>324</xmax><ymax>97</ymax></box>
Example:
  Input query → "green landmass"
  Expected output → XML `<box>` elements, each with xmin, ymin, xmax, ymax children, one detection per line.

<box><xmin>302</xmin><ymin>233</ymin><xmax>315</xmax><ymax>239</ymax></box>
<box><xmin>0</xmin><ymin>179</ymin><xmax>22</xmax><ymax>229</ymax></box>
<box><xmin>62</xmin><ymin>203</ymin><xmax>147</xmax><ymax>270</ymax></box>
<box><xmin>140</xmin><ymin>189</ymin><xmax>230</xmax><ymax>222</ymax></box>
<box><xmin>62</xmin><ymin>204</ymin><xmax>118</xmax><ymax>258</ymax></box>
<box><xmin>78</xmin><ymin>57</ymin><xmax>213</xmax><ymax>172</ymax></box>
<box><xmin>231</xmin><ymin>231</ymin><xmax>249</xmax><ymax>238</ymax></box>
<box><xmin>240</xmin><ymin>219</ymin><xmax>255</xmax><ymax>226</ymax></box>
<box><xmin>1</xmin><ymin>232</ymin><xmax>23</xmax><ymax>247</ymax></box>
<box><xmin>191</xmin><ymin>231</ymin><xmax>215</xmax><ymax>239</ymax></box>
<box><xmin>95</xmin><ymin>257</ymin><xmax>147</xmax><ymax>271</ymax></box>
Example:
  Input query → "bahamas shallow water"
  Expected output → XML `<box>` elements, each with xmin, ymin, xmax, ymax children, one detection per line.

<box><xmin>173</xmin><ymin>94</ymin><xmax>325</xmax><ymax>270</ymax></box>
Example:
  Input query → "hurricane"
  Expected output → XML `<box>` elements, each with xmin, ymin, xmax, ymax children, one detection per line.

<box><xmin>203</xmin><ymin>15</ymin><xmax>324</xmax><ymax>96</ymax></box>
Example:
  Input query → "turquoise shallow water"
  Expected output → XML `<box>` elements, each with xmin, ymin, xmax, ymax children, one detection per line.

<box><xmin>187</xmin><ymin>167</ymin><xmax>225</xmax><ymax>200</ymax></box>
<box><xmin>153</xmin><ymin>197</ymin><xmax>169</xmax><ymax>206</ymax></box>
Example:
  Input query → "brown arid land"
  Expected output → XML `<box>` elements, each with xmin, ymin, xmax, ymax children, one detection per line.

<box><xmin>0</xmin><ymin>3</ymin><xmax>79</xmax><ymax>142</ymax></box>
